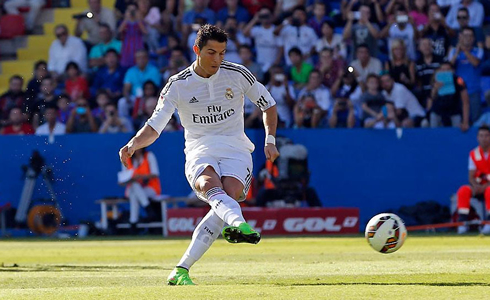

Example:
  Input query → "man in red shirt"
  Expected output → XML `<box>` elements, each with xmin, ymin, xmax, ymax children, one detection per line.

<box><xmin>1</xmin><ymin>107</ymin><xmax>34</xmax><ymax>135</ymax></box>
<box><xmin>457</xmin><ymin>125</ymin><xmax>490</xmax><ymax>234</ymax></box>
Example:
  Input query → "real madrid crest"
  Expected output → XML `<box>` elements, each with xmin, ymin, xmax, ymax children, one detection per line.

<box><xmin>225</xmin><ymin>88</ymin><xmax>234</xmax><ymax>100</ymax></box>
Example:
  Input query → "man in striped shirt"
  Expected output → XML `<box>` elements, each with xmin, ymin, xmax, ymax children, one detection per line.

<box><xmin>119</xmin><ymin>24</ymin><xmax>279</xmax><ymax>285</ymax></box>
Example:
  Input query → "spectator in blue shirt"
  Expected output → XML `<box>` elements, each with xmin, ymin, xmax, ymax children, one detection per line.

<box><xmin>88</xmin><ymin>23</ymin><xmax>122</xmax><ymax>69</ymax></box>
<box><xmin>91</xmin><ymin>49</ymin><xmax>126</xmax><ymax>100</ymax></box>
<box><xmin>448</xmin><ymin>27</ymin><xmax>484</xmax><ymax>122</ymax></box>
<box><xmin>182</xmin><ymin>0</ymin><xmax>216</xmax><ymax>41</ymax></box>
<box><xmin>216</xmin><ymin>0</ymin><xmax>250</xmax><ymax>29</ymax></box>
<box><xmin>123</xmin><ymin>49</ymin><xmax>161</xmax><ymax>99</ymax></box>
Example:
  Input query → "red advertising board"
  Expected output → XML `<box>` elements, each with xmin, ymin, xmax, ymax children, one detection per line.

<box><xmin>167</xmin><ymin>207</ymin><xmax>359</xmax><ymax>236</ymax></box>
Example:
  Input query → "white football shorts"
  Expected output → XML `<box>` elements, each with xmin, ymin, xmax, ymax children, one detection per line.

<box><xmin>185</xmin><ymin>144</ymin><xmax>253</xmax><ymax>203</ymax></box>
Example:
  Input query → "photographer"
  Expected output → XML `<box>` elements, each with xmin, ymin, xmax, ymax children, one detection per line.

<box><xmin>99</xmin><ymin>103</ymin><xmax>133</xmax><ymax>133</ymax></box>
<box><xmin>66</xmin><ymin>98</ymin><xmax>99</xmax><ymax>133</ymax></box>
<box><xmin>266</xmin><ymin>66</ymin><xmax>296</xmax><ymax>128</ymax></box>
<box><xmin>118</xmin><ymin>2</ymin><xmax>147</xmax><ymax>67</ymax></box>
<box><xmin>329</xmin><ymin>97</ymin><xmax>357</xmax><ymax>128</ymax></box>
<box><xmin>421</xmin><ymin>3</ymin><xmax>453</xmax><ymax>58</ymax></box>
<box><xmin>74</xmin><ymin>0</ymin><xmax>116</xmax><ymax>46</ymax></box>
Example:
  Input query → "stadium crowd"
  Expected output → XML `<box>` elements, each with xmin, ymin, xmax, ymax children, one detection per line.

<box><xmin>2</xmin><ymin>0</ymin><xmax>490</xmax><ymax>135</ymax></box>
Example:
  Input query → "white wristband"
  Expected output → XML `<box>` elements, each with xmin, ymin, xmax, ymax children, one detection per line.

<box><xmin>265</xmin><ymin>135</ymin><xmax>276</xmax><ymax>145</ymax></box>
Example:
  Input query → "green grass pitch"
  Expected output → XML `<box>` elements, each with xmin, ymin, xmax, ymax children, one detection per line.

<box><xmin>1</xmin><ymin>236</ymin><xmax>490</xmax><ymax>299</ymax></box>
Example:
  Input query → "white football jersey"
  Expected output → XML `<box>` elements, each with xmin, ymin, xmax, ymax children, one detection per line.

<box><xmin>147</xmin><ymin>60</ymin><xmax>276</xmax><ymax>154</ymax></box>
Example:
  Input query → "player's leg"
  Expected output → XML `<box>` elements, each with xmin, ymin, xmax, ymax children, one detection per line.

<box><xmin>167</xmin><ymin>208</ymin><xmax>224</xmax><ymax>285</ymax></box>
<box><xmin>220</xmin><ymin>176</ymin><xmax>261</xmax><ymax>244</ymax></box>
<box><xmin>457</xmin><ymin>185</ymin><xmax>473</xmax><ymax>234</ymax></box>
<box><xmin>481</xmin><ymin>187</ymin><xmax>490</xmax><ymax>234</ymax></box>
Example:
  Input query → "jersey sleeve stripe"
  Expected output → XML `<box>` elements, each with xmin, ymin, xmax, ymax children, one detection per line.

<box><xmin>220</xmin><ymin>66</ymin><xmax>254</xmax><ymax>86</ymax></box>
<box><xmin>161</xmin><ymin>71</ymin><xmax>192</xmax><ymax>95</ymax></box>
<box><xmin>221</xmin><ymin>61</ymin><xmax>255</xmax><ymax>83</ymax></box>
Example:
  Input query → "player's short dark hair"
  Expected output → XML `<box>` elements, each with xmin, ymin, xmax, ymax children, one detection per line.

<box><xmin>195</xmin><ymin>24</ymin><xmax>228</xmax><ymax>50</ymax></box>
<box><xmin>288</xmin><ymin>47</ymin><xmax>302</xmax><ymax>56</ymax></box>
<box><xmin>478</xmin><ymin>125</ymin><xmax>490</xmax><ymax>133</ymax></box>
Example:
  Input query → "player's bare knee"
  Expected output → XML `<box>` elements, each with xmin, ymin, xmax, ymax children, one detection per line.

<box><xmin>222</xmin><ymin>177</ymin><xmax>244</xmax><ymax>200</ymax></box>
<box><xmin>195</xmin><ymin>167</ymin><xmax>222</xmax><ymax>194</ymax></box>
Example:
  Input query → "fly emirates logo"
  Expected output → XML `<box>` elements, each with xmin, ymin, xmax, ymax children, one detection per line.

<box><xmin>192</xmin><ymin>105</ymin><xmax>235</xmax><ymax>124</ymax></box>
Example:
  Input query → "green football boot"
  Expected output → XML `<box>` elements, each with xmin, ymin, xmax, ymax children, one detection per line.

<box><xmin>222</xmin><ymin>222</ymin><xmax>261</xmax><ymax>244</ymax></box>
<box><xmin>167</xmin><ymin>267</ymin><xmax>195</xmax><ymax>285</ymax></box>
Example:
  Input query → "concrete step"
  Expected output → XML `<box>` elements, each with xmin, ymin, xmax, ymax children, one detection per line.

<box><xmin>71</xmin><ymin>0</ymin><xmax>115</xmax><ymax>8</ymax></box>
<box><xmin>17</xmin><ymin>48</ymin><xmax>49</xmax><ymax>60</ymax></box>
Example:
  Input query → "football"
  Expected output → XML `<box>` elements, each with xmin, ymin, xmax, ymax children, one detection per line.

<box><xmin>365</xmin><ymin>213</ymin><xmax>407</xmax><ymax>253</ymax></box>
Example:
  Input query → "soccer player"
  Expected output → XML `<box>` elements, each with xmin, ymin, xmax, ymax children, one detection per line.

<box><xmin>456</xmin><ymin>125</ymin><xmax>490</xmax><ymax>234</ymax></box>
<box><xmin>119</xmin><ymin>24</ymin><xmax>279</xmax><ymax>285</ymax></box>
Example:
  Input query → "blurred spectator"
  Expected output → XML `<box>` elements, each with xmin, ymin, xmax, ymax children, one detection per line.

<box><xmin>380</xmin><ymin>8</ymin><xmax>417</xmax><ymax>60</ymax></box>
<box><xmin>131</xmin><ymin>80</ymin><xmax>158</xmax><ymax>120</ymax></box>
<box><xmin>473</xmin><ymin>91</ymin><xmax>490</xmax><ymax>127</ymax></box>
<box><xmin>66</xmin><ymin>98</ymin><xmax>99</xmax><ymax>133</ymax></box>
<box><xmin>187</xmin><ymin>16</ymin><xmax>208</xmax><ymax>55</ymax></box>
<box><xmin>0</xmin><ymin>75</ymin><xmax>25</xmax><ymax>122</ymax></box>
<box><xmin>297</xmin><ymin>70</ymin><xmax>332</xmax><ymax>123</ymax></box>
<box><xmin>26</xmin><ymin>60</ymin><xmax>48</xmax><ymax>101</ymax></box>
<box><xmin>343</xmin><ymin>4</ymin><xmax>380</xmax><ymax>57</ymax></box>
<box><xmin>448</xmin><ymin>27</ymin><xmax>483</xmax><ymax>122</ymax></box>
<box><xmin>238</xmin><ymin>45</ymin><xmax>263</xmax><ymax>81</ymax></box>
<box><xmin>56</xmin><ymin>94</ymin><xmax>73</xmax><ymax>124</ymax></box>
<box><xmin>409</xmin><ymin>0</ymin><xmax>429</xmax><ymax>31</ymax></box>
<box><xmin>242</xmin><ymin>0</ymin><xmax>274</xmax><ymax>16</ymax></box>
<box><xmin>88</xmin><ymin>23</ymin><xmax>122</xmax><ymax>68</ymax></box>
<box><xmin>316</xmin><ymin>48</ymin><xmax>344</xmax><ymax>89</ymax></box>
<box><xmin>223</xmin><ymin>16</ymin><xmax>250</xmax><ymax>63</ymax></box>
<box><xmin>275</xmin><ymin>5</ymin><xmax>318</xmax><ymax>66</ymax></box>
<box><xmin>385</xmin><ymin>39</ymin><xmax>415</xmax><ymax>88</ymax></box>
<box><xmin>137</xmin><ymin>0</ymin><xmax>161</xmax><ymax>53</ymax></box>
<box><xmin>64</xmin><ymin>62</ymin><xmax>90</xmax><ymax>101</ymax></box>
<box><xmin>450</xmin><ymin>7</ymin><xmax>484</xmax><ymax>48</ymax></box>
<box><xmin>244</xmin><ymin>100</ymin><xmax>262</xmax><ymax>129</ymax></box>
<box><xmin>308</xmin><ymin>1</ymin><xmax>329</xmax><ymax>37</ymax></box>
<box><xmin>415</xmin><ymin>37</ymin><xmax>444</xmax><ymax>108</ymax></box>
<box><xmin>90</xmin><ymin>49</ymin><xmax>126</xmax><ymax>99</ymax></box>
<box><xmin>329</xmin><ymin>97</ymin><xmax>357</xmax><ymax>128</ymax></box>
<box><xmin>350</xmin><ymin>44</ymin><xmax>382</xmax><ymax>84</ymax></box>
<box><xmin>92</xmin><ymin>91</ymin><xmax>111</xmax><ymax>120</ymax></box>
<box><xmin>133</xmin><ymin>96</ymin><xmax>157</xmax><ymax>129</ymax></box>
<box><xmin>216</xmin><ymin>0</ymin><xmax>250</xmax><ymax>29</ymax></box>
<box><xmin>114</xmin><ymin>0</ymin><xmax>133</xmax><ymax>19</ymax></box>
<box><xmin>421</xmin><ymin>3</ymin><xmax>453</xmax><ymax>58</ymax></box>
<box><xmin>361</xmin><ymin>74</ymin><xmax>396</xmax><ymax>129</ymax></box>
<box><xmin>99</xmin><ymin>102</ymin><xmax>133</xmax><ymax>133</ymax></box>
<box><xmin>267</xmin><ymin>65</ymin><xmax>296</xmax><ymax>128</ymax></box>
<box><xmin>35</xmin><ymin>105</ymin><xmax>66</xmax><ymax>136</ymax></box>
<box><xmin>330</xmin><ymin>68</ymin><xmax>363</xmax><ymax>111</ymax></box>
<box><xmin>446</xmin><ymin>0</ymin><xmax>484</xmax><ymax>29</ymax></box>
<box><xmin>74</xmin><ymin>0</ymin><xmax>116</xmax><ymax>46</ymax></box>
<box><xmin>288</xmin><ymin>47</ymin><xmax>314</xmax><ymax>89</ymax></box>
<box><xmin>428</xmin><ymin>62</ymin><xmax>469</xmax><ymax>130</ymax></box>
<box><xmin>293</xmin><ymin>94</ymin><xmax>323</xmax><ymax>128</ymax></box>
<box><xmin>4</xmin><ymin>0</ymin><xmax>45</xmax><ymax>32</ymax></box>
<box><xmin>315</xmin><ymin>20</ymin><xmax>347</xmax><ymax>59</ymax></box>
<box><xmin>118</xmin><ymin>2</ymin><xmax>148</xmax><ymax>67</ymax></box>
<box><xmin>48</xmin><ymin>25</ymin><xmax>87</xmax><ymax>77</ymax></box>
<box><xmin>243</xmin><ymin>7</ymin><xmax>280</xmax><ymax>73</ymax></box>
<box><xmin>182</xmin><ymin>0</ymin><xmax>216</xmax><ymax>40</ymax></box>
<box><xmin>162</xmin><ymin>47</ymin><xmax>190</xmax><ymax>81</ymax></box>
<box><xmin>0</xmin><ymin>107</ymin><xmax>34</xmax><ymax>135</ymax></box>
<box><xmin>274</xmin><ymin>0</ymin><xmax>304</xmax><ymax>17</ymax></box>
<box><xmin>123</xmin><ymin>49</ymin><xmax>161</xmax><ymax>98</ymax></box>
<box><xmin>381</xmin><ymin>73</ymin><xmax>426</xmax><ymax>127</ymax></box>
<box><xmin>31</xmin><ymin>77</ymin><xmax>58</xmax><ymax>128</ymax></box>
<box><xmin>341</xmin><ymin>0</ymin><xmax>385</xmax><ymax>24</ymax></box>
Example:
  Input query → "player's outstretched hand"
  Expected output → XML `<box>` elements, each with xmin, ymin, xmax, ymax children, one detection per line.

<box><xmin>265</xmin><ymin>144</ymin><xmax>280</xmax><ymax>163</ymax></box>
<box><xmin>119</xmin><ymin>144</ymin><xmax>135</xmax><ymax>168</ymax></box>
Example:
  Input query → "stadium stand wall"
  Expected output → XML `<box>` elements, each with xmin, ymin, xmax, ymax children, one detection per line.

<box><xmin>0</xmin><ymin>128</ymin><xmax>474</xmax><ymax>226</ymax></box>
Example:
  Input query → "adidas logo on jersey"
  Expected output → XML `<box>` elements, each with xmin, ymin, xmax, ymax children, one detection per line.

<box><xmin>189</xmin><ymin>97</ymin><xmax>199</xmax><ymax>103</ymax></box>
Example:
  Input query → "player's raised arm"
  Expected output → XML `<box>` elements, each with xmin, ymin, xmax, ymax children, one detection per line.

<box><xmin>119</xmin><ymin>79</ymin><xmax>179</xmax><ymax>168</ymax></box>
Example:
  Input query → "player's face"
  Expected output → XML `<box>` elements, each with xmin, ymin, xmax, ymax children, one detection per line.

<box><xmin>478</xmin><ymin>130</ymin><xmax>490</xmax><ymax>149</ymax></box>
<box><xmin>194</xmin><ymin>40</ymin><xmax>226</xmax><ymax>77</ymax></box>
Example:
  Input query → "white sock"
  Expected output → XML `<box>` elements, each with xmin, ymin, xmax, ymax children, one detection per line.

<box><xmin>206</xmin><ymin>187</ymin><xmax>245</xmax><ymax>227</ymax></box>
<box><xmin>177</xmin><ymin>209</ymin><xmax>224</xmax><ymax>270</ymax></box>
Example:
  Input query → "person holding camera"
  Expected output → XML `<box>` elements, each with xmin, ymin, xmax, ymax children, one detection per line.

<box><xmin>118</xmin><ymin>2</ymin><xmax>148</xmax><ymax>68</ymax></box>
<box><xmin>421</xmin><ymin>3</ymin><xmax>453</xmax><ymax>58</ymax></box>
<box><xmin>445</xmin><ymin>0</ymin><xmax>484</xmax><ymax>30</ymax></box>
<box><xmin>66</xmin><ymin>98</ymin><xmax>99</xmax><ymax>133</ymax></box>
<box><xmin>267</xmin><ymin>66</ymin><xmax>296</xmax><ymax>128</ymax></box>
<box><xmin>74</xmin><ymin>0</ymin><xmax>116</xmax><ymax>46</ymax></box>
<box><xmin>243</xmin><ymin>7</ymin><xmax>280</xmax><ymax>73</ymax></box>
<box><xmin>380</xmin><ymin>8</ymin><xmax>417</xmax><ymax>60</ymax></box>
<box><xmin>329</xmin><ymin>97</ymin><xmax>357</xmax><ymax>128</ymax></box>
<box><xmin>99</xmin><ymin>102</ymin><xmax>133</xmax><ymax>133</ymax></box>
<box><xmin>343</xmin><ymin>4</ymin><xmax>380</xmax><ymax>58</ymax></box>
